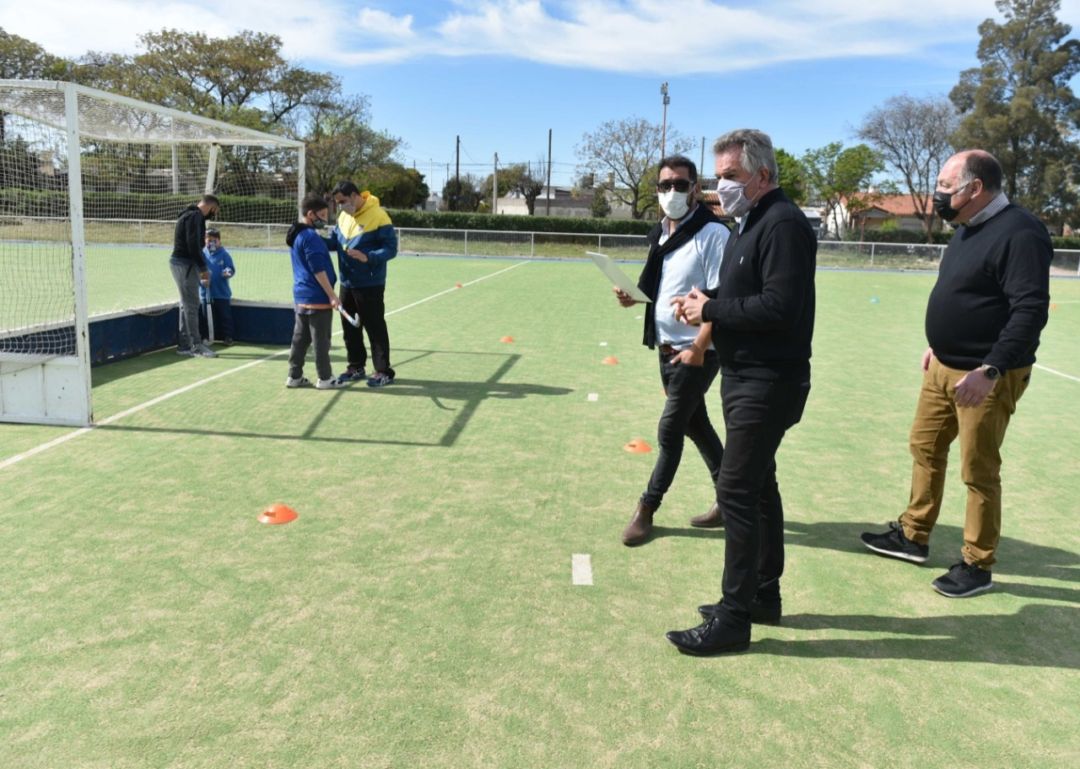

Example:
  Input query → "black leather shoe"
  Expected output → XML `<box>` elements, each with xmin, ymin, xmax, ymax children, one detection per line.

<box><xmin>665</xmin><ymin>616</ymin><xmax>751</xmax><ymax>656</ymax></box>
<box><xmin>697</xmin><ymin>597</ymin><xmax>782</xmax><ymax>625</ymax></box>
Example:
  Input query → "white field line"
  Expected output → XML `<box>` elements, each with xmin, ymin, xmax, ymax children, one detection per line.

<box><xmin>1035</xmin><ymin>363</ymin><xmax>1080</xmax><ymax>383</ymax></box>
<box><xmin>0</xmin><ymin>261</ymin><xmax>530</xmax><ymax>472</ymax></box>
<box><xmin>571</xmin><ymin>553</ymin><xmax>593</xmax><ymax>586</ymax></box>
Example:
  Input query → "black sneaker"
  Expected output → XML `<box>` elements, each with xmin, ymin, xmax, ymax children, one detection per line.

<box><xmin>932</xmin><ymin>561</ymin><xmax>993</xmax><ymax>598</ymax></box>
<box><xmin>860</xmin><ymin>521</ymin><xmax>929</xmax><ymax>564</ymax></box>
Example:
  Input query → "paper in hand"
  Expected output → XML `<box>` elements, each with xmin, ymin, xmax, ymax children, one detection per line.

<box><xmin>587</xmin><ymin>251</ymin><xmax>651</xmax><ymax>303</ymax></box>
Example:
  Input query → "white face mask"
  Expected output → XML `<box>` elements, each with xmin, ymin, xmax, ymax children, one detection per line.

<box><xmin>658</xmin><ymin>190</ymin><xmax>691</xmax><ymax>220</ymax></box>
<box><xmin>715</xmin><ymin>178</ymin><xmax>753</xmax><ymax>217</ymax></box>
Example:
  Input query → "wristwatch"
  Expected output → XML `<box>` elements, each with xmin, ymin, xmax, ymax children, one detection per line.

<box><xmin>979</xmin><ymin>364</ymin><xmax>1001</xmax><ymax>381</ymax></box>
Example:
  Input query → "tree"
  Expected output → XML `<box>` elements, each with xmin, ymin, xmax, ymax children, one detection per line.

<box><xmin>0</xmin><ymin>28</ymin><xmax>67</xmax><ymax>79</ymax></box>
<box><xmin>483</xmin><ymin>161</ymin><xmax>547</xmax><ymax>215</ymax></box>
<box><xmin>577</xmin><ymin>117</ymin><xmax>691</xmax><ymax>219</ymax></box>
<box><xmin>304</xmin><ymin>94</ymin><xmax>400</xmax><ymax>195</ymax></box>
<box><xmin>858</xmin><ymin>94</ymin><xmax>958</xmax><ymax>242</ymax></box>
<box><xmin>441</xmin><ymin>175</ymin><xmax>484</xmax><ymax>212</ymax></box>
<box><xmin>774</xmin><ymin>148</ymin><xmax>808</xmax><ymax>206</ymax></box>
<box><xmin>590</xmin><ymin>187</ymin><xmax>612</xmax><ymax>218</ymax></box>
<box><xmin>360</xmin><ymin>163</ymin><xmax>429</xmax><ymax>209</ymax></box>
<box><xmin>801</xmin><ymin>143</ymin><xmax>884</xmax><ymax>238</ymax></box>
<box><xmin>950</xmin><ymin>0</ymin><xmax>1080</xmax><ymax>227</ymax></box>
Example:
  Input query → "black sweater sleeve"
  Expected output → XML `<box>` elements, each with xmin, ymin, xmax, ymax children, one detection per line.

<box><xmin>987</xmin><ymin>228</ymin><xmax>1051</xmax><ymax>371</ymax></box>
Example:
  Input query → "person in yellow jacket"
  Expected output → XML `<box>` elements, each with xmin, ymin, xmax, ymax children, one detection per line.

<box><xmin>329</xmin><ymin>182</ymin><xmax>399</xmax><ymax>387</ymax></box>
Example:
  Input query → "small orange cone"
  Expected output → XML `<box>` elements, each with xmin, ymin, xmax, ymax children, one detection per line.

<box><xmin>259</xmin><ymin>503</ymin><xmax>298</xmax><ymax>525</ymax></box>
<box><xmin>500</xmin><ymin>335</ymin><xmax>515</xmax><ymax>343</ymax></box>
<box><xmin>455</xmin><ymin>282</ymin><xmax>463</xmax><ymax>288</ymax></box>
<box><xmin>602</xmin><ymin>355</ymin><xmax>619</xmax><ymax>365</ymax></box>
<box><xmin>624</xmin><ymin>439</ymin><xmax>652</xmax><ymax>453</ymax></box>
<box><xmin>1050</xmin><ymin>303</ymin><xmax>1058</xmax><ymax>310</ymax></box>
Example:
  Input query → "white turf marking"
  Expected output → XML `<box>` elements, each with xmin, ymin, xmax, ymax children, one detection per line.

<box><xmin>0</xmin><ymin>261</ymin><xmax>530</xmax><ymax>472</ymax></box>
<box><xmin>572</xmin><ymin>553</ymin><xmax>593</xmax><ymax>586</ymax></box>
<box><xmin>1035</xmin><ymin>363</ymin><xmax>1080</xmax><ymax>383</ymax></box>
<box><xmin>599</xmin><ymin>341</ymin><xmax>608</xmax><ymax>347</ymax></box>
<box><xmin>587</xmin><ymin>393</ymin><xmax>599</xmax><ymax>402</ymax></box>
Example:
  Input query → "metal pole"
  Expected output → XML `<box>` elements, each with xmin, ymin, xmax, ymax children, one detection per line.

<box><xmin>65</xmin><ymin>82</ymin><xmax>93</xmax><ymax>425</ymax></box>
<box><xmin>492</xmin><ymin>152</ymin><xmax>498</xmax><ymax>214</ymax></box>
<box><xmin>546</xmin><ymin>128</ymin><xmax>552</xmax><ymax>216</ymax></box>
<box><xmin>660</xmin><ymin>82</ymin><xmax>670</xmax><ymax>158</ymax></box>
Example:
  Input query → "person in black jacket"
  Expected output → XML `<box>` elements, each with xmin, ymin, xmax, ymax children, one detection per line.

<box><xmin>860</xmin><ymin>150</ymin><xmax>1051</xmax><ymax>598</ymax></box>
<box><xmin>615</xmin><ymin>155</ymin><xmax>729</xmax><ymax>546</ymax></box>
<box><xmin>170</xmin><ymin>194</ymin><xmax>220</xmax><ymax>357</ymax></box>
<box><xmin>667</xmin><ymin>129</ymin><xmax>816</xmax><ymax>655</ymax></box>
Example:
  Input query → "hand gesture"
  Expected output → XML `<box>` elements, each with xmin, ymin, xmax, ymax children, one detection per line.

<box><xmin>672</xmin><ymin>286</ymin><xmax>706</xmax><ymax>326</ymax></box>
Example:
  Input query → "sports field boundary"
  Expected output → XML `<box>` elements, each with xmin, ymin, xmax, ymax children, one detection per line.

<box><xmin>0</xmin><ymin>260</ymin><xmax>529</xmax><ymax>471</ymax></box>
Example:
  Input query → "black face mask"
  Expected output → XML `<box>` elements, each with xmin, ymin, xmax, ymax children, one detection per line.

<box><xmin>932</xmin><ymin>182</ymin><xmax>970</xmax><ymax>222</ymax></box>
<box><xmin>312</xmin><ymin>217</ymin><xmax>327</xmax><ymax>230</ymax></box>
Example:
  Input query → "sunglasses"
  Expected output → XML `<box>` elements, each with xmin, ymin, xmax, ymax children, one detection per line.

<box><xmin>656</xmin><ymin>178</ymin><xmax>693</xmax><ymax>193</ymax></box>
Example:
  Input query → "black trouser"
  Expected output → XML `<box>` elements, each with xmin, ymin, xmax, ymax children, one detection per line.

<box><xmin>714</xmin><ymin>373</ymin><xmax>810</xmax><ymax>626</ymax></box>
<box><xmin>341</xmin><ymin>285</ymin><xmax>393</xmax><ymax>376</ymax></box>
<box><xmin>198</xmin><ymin>299</ymin><xmax>234</xmax><ymax>341</ymax></box>
<box><xmin>641</xmin><ymin>348</ymin><xmax>724</xmax><ymax>509</ymax></box>
<box><xmin>288</xmin><ymin>309</ymin><xmax>333</xmax><ymax>382</ymax></box>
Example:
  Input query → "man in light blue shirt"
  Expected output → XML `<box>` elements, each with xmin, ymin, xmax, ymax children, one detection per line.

<box><xmin>615</xmin><ymin>155</ymin><xmax>729</xmax><ymax>546</ymax></box>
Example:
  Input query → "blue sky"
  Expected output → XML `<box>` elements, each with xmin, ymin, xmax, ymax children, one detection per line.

<box><xmin>3</xmin><ymin>0</ymin><xmax>1079</xmax><ymax>193</ymax></box>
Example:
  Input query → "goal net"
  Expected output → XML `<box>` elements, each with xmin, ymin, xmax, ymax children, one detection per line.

<box><xmin>0</xmin><ymin>80</ymin><xmax>304</xmax><ymax>426</ymax></box>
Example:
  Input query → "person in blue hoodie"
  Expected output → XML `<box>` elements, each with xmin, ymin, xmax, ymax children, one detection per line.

<box><xmin>284</xmin><ymin>195</ymin><xmax>346</xmax><ymax>390</ymax></box>
<box><xmin>198</xmin><ymin>228</ymin><xmax>236</xmax><ymax>345</ymax></box>
<box><xmin>329</xmin><ymin>181</ymin><xmax>399</xmax><ymax>387</ymax></box>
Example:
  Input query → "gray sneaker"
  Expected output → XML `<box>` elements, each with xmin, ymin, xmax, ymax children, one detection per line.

<box><xmin>316</xmin><ymin>377</ymin><xmax>347</xmax><ymax>390</ymax></box>
<box><xmin>285</xmin><ymin>376</ymin><xmax>311</xmax><ymax>388</ymax></box>
<box><xmin>176</xmin><ymin>347</ymin><xmax>196</xmax><ymax>357</ymax></box>
<box><xmin>194</xmin><ymin>342</ymin><xmax>218</xmax><ymax>358</ymax></box>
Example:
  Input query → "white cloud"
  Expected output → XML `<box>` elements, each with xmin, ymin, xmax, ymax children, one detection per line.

<box><xmin>1</xmin><ymin>0</ymin><xmax>1077</xmax><ymax>73</ymax></box>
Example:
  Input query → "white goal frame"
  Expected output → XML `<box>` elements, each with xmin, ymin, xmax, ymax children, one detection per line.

<box><xmin>0</xmin><ymin>79</ymin><xmax>304</xmax><ymax>426</ymax></box>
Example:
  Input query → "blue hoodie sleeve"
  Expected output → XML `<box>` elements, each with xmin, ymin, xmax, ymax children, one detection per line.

<box><xmin>345</xmin><ymin>225</ymin><xmax>398</xmax><ymax>268</ymax></box>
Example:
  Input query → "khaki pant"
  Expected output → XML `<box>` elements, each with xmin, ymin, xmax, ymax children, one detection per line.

<box><xmin>900</xmin><ymin>357</ymin><xmax>1031</xmax><ymax>568</ymax></box>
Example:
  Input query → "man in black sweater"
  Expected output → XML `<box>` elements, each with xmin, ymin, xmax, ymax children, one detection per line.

<box><xmin>861</xmin><ymin>150</ymin><xmax>1051</xmax><ymax>598</ymax></box>
<box><xmin>666</xmin><ymin>129</ymin><xmax>816</xmax><ymax>655</ymax></box>
<box><xmin>170</xmin><ymin>194</ymin><xmax>220</xmax><ymax>357</ymax></box>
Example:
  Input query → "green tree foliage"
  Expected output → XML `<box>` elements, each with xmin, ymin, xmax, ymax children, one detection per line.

<box><xmin>858</xmin><ymin>94</ymin><xmax>957</xmax><ymax>242</ymax></box>
<box><xmin>305</xmin><ymin>94</ymin><xmax>401</xmax><ymax>196</ymax></box>
<box><xmin>577</xmin><ymin>117</ymin><xmax>691</xmax><ymax>219</ymax></box>
<box><xmin>774</xmin><ymin>148</ymin><xmax>808</xmax><ymax>205</ymax></box>
<box><xmin>0</xmin><ymin>28</ymin><xmax>66</xmax><ymax>79</ymax></box>
<box><xmin>441</xmin><ymin>175</ymin><xmax>485</xmax><ymax>212</ymax></box>
<box><xmin>590</xmin><ymin>187</ymin><xmax>612</xmax><ymax>218</ymax></box>
<box><xmin>950</xmin><ymin>0</ymin><xmax>1080</xmax><ymax>226</ymax></box>
<box><xmin>483</xmin><ymin>162</ymin><xmax>547</xmax><ymax>215</ymax></box>
<box><xmin>801</xmin><ymin>143</ymin><xmax>884</xmax><ymax>238</ymax></box>
<box><xmin>359</xmin><ymin>163</ymin><xmax>429</xmax><ymax>209</ymax></box>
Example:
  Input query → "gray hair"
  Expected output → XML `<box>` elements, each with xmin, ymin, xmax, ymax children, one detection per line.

<box><xmin>713</xmin><ymin>129</ymin><xmax>778</xmax><ymax>183</ymax></box>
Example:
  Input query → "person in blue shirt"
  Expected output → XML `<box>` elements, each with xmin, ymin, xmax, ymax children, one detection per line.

<box><xmin>284</xmin><ymin>195</ymin><xmax>346</xmax><ymax>390</ymax></box>
<box><xmin>198</xmin><ymin>228</ymin><xmax>236</xmax><ymax>345</ymax></box>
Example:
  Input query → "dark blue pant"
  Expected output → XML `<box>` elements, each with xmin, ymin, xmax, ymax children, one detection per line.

<box><xmin>642</xmin><ymin>349</ymin><xmax>724</xmax><ymax>509</ymax></box>
<box><xmin>199</xmin><ymin>299</ymin><xmax>234</xmax><ymax>341</ymax></box>
<box><xmin>341</xmin><ymin>285</ymin><xmax>393</xmax><ymax>376</ymax></box>
<box><xmin>715</xmin><ymin>374</ymin><xmax>810</xmax><ymax>626</ymax></box>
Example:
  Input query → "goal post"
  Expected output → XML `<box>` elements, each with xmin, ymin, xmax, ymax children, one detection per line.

<box><xmin>0</xmin><ymin>79</ymin><xmax>305</xmax><ymax>426</ymax></box>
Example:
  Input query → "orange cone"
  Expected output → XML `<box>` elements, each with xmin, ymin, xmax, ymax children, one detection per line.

<box><xmin>500</xmin><ymin>335</ymin><xmax>515</xmax><ymax>343</ymax></box>
<box><xmin>602</xmin><ymin>355</ymin><xmax>619</xmax><ymax>365</ymax></box>
<box><xmin>259</xmin><ymin>503</ymin><xmax>298</xmax><ymax>525</ymax></box>
<box><xmin>1050</xmin><ymin>303</ymin><xmax>1058</xmax><ymax>310</ymax></box>
<box><xmin>455</xmin><ymin>282</ymin><xmax>463</xmax><ymax>288</ymax></box>
<box><xmin>624</xmin><ymin>439</ymin><xmax>652</xmax><ymax>453</ymax></box>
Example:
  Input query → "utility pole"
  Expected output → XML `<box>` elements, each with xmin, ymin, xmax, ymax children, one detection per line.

<box><xmin>546</xmin><ymin>128</ymin><xmax>552</xmax><ymax>216</ymax></box>
<box><xmin>660</xmin><ymin>82</ymin><xmax>670</xmax><ymax>158</ymax></box>
<box><xmin>492</xmin><ymin>152</ymin><xmax>499</xmax><ymax>214</ymax></box>
<box><xmin>700</xmin><ymin>137</ymin><xmax>706</xmax><ymax>175</ymax></box>
<box><xmin>454</xmin><ymin>135</ymin><xmax>461</xmax><ymax>212</ymax></box>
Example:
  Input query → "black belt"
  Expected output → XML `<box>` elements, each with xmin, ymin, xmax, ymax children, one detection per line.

<box><xmin>659</xmin><ymin>344</ymin><xmax>679</xmax><ymax>355</ymax></box>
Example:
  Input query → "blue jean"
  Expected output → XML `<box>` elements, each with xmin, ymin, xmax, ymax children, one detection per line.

<box><xmin>641</xmin><ymin>349</ymin><xmax>724</xmax><ymax>509</ymax></box>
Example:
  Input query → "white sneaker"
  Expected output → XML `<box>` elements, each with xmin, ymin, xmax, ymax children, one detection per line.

<box><xmin>285</xmin><ymin>376</ymin><xmax>311</xmax><ymax>388</ymax></box>
<box><xmin>194</xmin><ymin>342</ymin><xmax>218</xmax><ymax>358</ymax></box>
<box><xmin>316</xmin><ymin>377</ymin><xmax>346</xmax><ymax>389</ymax></box>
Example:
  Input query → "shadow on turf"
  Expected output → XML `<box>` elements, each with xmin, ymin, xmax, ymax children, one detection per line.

<box><xmin>95</xmin><ymin>349</ymin><xmax>572</xmax><ymax>448</ymax></box>
<box><xmin>783</xmin><ymin>520</ymin><xmax>1079</xmax><ymax>583</ymax></box>
<box><xmin>756</xmin><ymin>604</ymin><xmax>1080</xmax><ymax>668</ymax></box>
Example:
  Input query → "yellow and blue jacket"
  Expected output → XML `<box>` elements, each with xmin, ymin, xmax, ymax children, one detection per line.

<box><xmin>332</xmin><ymin>192</ymin><xmax>398</xmax><ymax>289</ymax></box>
